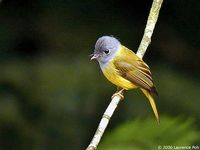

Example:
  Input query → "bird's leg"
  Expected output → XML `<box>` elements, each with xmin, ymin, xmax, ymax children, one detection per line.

<box><xmin>111</xmin><ymin>87</ymin><xmax>125</xmax><ymax>100</ymax></box>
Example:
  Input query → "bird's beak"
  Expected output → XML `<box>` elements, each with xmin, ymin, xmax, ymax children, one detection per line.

<box><xmin>90</xmin><ymin>53</ymin><xmax>100</xmax><ymax>60</ymax></box>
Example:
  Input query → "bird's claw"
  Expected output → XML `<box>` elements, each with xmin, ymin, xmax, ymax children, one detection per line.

<box><xmin>111</xmin><ymin>90</ymin><xmax>124</xmax><ymax>100</ymax></box>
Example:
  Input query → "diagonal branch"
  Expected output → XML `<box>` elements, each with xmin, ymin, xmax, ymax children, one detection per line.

<box><xmin>137</xmin><ymin>0</ymin><xmax>163</xmax><ymax>59</ymax></box>
<box><xmin>86</xmin><ymin>95</ymin><xmax>121</xmax><ymax>150</ymax></box>
<box><xmin>86</xmin><ymin>0</ymin><xmax>163</xmax><ymax>149</ymax></box>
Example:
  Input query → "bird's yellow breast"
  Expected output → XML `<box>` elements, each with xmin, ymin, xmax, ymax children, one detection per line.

<box><xmin>101</xmin><ymin>47</ymin><xmax>137</xmax><ymax>90</ymax></box>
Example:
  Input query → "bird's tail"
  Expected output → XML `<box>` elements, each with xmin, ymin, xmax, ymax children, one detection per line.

<box><xmin>141</xmin><ymin>88</ymin><xmax>160</xmax><ymax>124</ymax></box>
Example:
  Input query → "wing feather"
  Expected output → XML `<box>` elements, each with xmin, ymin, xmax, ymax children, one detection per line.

<box><xmin>114</xmin><ymin>46</ymin><xmax>158</xmax><ymax>96</ymax></box>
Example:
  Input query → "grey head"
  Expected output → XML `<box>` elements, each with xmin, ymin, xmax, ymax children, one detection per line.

<box><xmin>90</xmin><ymin>36</ymin><xmax>120</xmax><ymax>65</ymax></box>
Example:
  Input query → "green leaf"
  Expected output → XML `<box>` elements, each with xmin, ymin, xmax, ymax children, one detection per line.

<box><xmin>99</xmin><ymin>116</ymin><xmax>199</xmax><ymax>150</ymax></box>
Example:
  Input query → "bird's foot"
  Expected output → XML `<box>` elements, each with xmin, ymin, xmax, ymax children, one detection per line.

<box><xmin>111</xmin><ymin>89</ymin><xmax>124</xmax><ymax>100</ymax></box>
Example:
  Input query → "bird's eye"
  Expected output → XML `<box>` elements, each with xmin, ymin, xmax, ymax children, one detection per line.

<box><xmin>104</xmin><ymin>49</ymin><xmax>109</xmax><ymax>54</ymax></box>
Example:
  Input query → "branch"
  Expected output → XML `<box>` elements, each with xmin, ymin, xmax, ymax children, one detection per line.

<box><xmin>137</xmin><ymin>0</ymin><xmax>163</xmax><ymax>59</ymax></box>
<box><xmin>86</xmin><ymin>95</ymin><xmax>121</xmax><ymax>150</ymax></box>
<box><xmin>86</xmin><ymin>0</ymin><xmax>163</xmax><ymax>149</ymax></box>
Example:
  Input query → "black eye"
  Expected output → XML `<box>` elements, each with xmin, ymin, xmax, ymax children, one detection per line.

<box><xmin>104</xmin><ymin>49</ymin><xmax>109</xmax><ymax>54</ymax></box>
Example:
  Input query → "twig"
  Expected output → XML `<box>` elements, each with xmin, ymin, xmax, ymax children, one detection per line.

<box><xmin>137</xmin><ymin>0</ymin><xmax>163</xmax><ymax>59</ymax></box>
<box><xmin>86</xmin><ymin>95</ymin><xmax>121</xmax><ymax>150</ymax></box>
<box><xmin>86</xmin><ymin>0</ymin><xmax>163</xmax><ymax>149</ymax></box>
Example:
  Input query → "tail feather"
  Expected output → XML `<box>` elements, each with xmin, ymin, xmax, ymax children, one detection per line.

<box><xmin>141</xmin><ymin>88</ymin><xmax>160</xmax><ymax>124</ymax></box>
<box><xmin>150</xmin><ymin>85</ymin><xmax>158</xmax><ymax>97</ymax></box>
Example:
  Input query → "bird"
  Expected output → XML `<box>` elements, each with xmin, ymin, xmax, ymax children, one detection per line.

<box><xmin>90</xmin><ymin>35</ymin><xmax>159</xmax><ymax>123</ymax></box>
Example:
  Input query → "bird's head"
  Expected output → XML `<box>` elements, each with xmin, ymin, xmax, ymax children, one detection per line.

<box><xmin>90</xmin><ymin>36</ymin><xmax>120</xmax><ymax>64</ymax></box>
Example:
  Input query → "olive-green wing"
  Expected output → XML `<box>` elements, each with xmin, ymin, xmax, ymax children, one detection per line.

<box><xmin>114</xmin><ymin>51</ymin><xmax>157</xmax><ymax>96</ymax></box>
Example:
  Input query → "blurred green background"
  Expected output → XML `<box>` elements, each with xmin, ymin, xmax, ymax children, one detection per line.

<box><xmin>0</xmin><ymin>0</ymin><xmax>200</xmax><ymax>150</ymax></box>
